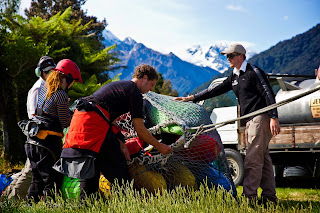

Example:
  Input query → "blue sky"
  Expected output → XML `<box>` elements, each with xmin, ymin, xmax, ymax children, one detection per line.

<box><xmin>20</xmin><ymin>0</ymin><xmax>320</xmax><ymax>54</ymax></box>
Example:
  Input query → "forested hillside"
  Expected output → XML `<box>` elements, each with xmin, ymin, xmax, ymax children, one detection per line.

<box><xmin>250</xmin><ymin>24</ymin><xmax>320</xmax><ymax>75</ymax></box>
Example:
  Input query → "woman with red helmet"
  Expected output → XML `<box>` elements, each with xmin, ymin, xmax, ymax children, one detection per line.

<box><xmin>24</xmin><ymin>59</ymin><xmax>82</xmax><ymax>203</ymax></box>
<box><xmin>54</xmin><ymin>59</ymin><xmax>83</xmax><ymax>85</ymax></box>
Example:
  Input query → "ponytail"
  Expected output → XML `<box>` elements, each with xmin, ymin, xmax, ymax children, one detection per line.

<box><xmin>45</xmin><ymin>71</ymin><xmax>64</xmax><ymax>100</ymax></box>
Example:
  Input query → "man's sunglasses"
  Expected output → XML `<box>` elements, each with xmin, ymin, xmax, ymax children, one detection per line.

<box><xmin>227</xmin><ymin>53</ymin><xmax>241</xmax><ymax>59</ymax></box>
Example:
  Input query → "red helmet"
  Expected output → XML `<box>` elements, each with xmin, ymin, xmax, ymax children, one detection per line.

<box><xmin>55</xmin><ymin>59</ymin><xmax>83</xmax><ymax>83</ymax></box>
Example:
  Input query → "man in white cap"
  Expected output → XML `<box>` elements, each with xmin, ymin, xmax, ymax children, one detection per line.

<box><xmin>27</xmin><ymin>56</ymin><xmax>56</xmax><ymax>118</ymax></box>
<box><xmin>3</xmin><ymin>56</ymin><xmax>56</xmax><ymax>200</ymax></box>
<box><xmin>174</xmin><ymin>43</ymin><xmax>280</xmax><ymax>205</ymax></box>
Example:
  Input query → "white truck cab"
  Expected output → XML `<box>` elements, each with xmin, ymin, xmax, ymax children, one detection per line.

<box><xmin>210</xmin><ymin>106</ymin><xmax>238</xmax><ymax>146</ymax></box>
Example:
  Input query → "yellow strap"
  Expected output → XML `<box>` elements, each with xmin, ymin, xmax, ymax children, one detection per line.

<box><xmin>36</xmin><ymin>130</ymin><xmax>64</xmax><ymax>140</ymax></box>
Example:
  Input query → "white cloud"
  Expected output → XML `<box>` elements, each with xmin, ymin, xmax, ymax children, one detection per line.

<box><xmin>226</xmin><ymin>4</ymin><xmax>247</xmax><ymax>12</ymax></box>
<box><xmin>283</xmin><ymin>15</ymin><xmax>289</xmax><ymax>21</ymax></box>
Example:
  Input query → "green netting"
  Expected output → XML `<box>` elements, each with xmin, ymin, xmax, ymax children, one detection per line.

<box><xmin>144</xmin><ymin>92</ymin><xmax>212</xmax><ymax>128</ymax></box>
<box><xmin>116</xmin><ymin>92</ymin><xmax>236</xmax><ymax>196</ymax></box>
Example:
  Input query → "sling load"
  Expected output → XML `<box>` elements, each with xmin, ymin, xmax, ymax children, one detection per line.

<box><xmin>61</xmin><ymin>91</ymin><xmax>237</xmax><ymax>197</ymax></box>
<box><xmin>116</xmin><ymin>92</ymin><xmax>237</xmax><ymax>196</ymax></box>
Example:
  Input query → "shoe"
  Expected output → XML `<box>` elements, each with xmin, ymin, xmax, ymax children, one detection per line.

<box><xmin>259</xmin><ymin>197</ymin><xmax>277</xmax><ymax>207</ymax></box>
<box><xmin>244</xmin><ymin>195</ymin><xmax>259</xmax><ymax>207</ymax></box>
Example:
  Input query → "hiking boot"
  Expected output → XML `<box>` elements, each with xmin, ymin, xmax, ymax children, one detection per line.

<box><xmin>259</xmin><ymin>196</ymin><xmax>278</xmax><ymax>208</ymax></box>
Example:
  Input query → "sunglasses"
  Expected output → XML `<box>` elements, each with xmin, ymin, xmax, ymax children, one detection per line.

<box><xmin>227</xmin><ymin>53</ymin><xmax>241</xmax><ymax>59</ymax></box>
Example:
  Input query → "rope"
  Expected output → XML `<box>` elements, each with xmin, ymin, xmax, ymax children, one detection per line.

<box><xmin>188</xmin><ymin>84</ymin><xmax>320</xmax><ymax>135</ymax></box>
<box><xmin>184</xmin><ymin>124</ymin><xmax>204</xmax><ymax>148</ymax></box>
<box><xmin>127</xmin><ymin>134</ymin><xmax>195</xmax><ymax>166</ymax></box>
<box><xmin>127</xmin><ymin>84</ymin><xmax>320</xmax><ymax>167</ymax></box>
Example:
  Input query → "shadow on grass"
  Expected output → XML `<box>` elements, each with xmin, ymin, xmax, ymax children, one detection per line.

<box><xmin>278</xmin><ymin>199</ymin><xmax>320</xmax><ymax>211</ymax></box>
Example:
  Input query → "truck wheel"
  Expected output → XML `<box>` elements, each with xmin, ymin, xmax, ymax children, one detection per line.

<box><xmin>225</xmin><ymin>148</ymin><xmax>244</xmax><ymax>186</ymax></box>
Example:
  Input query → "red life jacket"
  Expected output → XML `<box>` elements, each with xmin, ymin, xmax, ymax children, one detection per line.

<box><xmin>64</xmin><ymin>105</ymin><xmax>121</xmax><ymax>153</ymax></box>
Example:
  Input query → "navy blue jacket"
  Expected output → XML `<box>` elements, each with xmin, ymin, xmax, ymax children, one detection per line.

<box><xmin>194</xmin><ymin>63</ymin><xmax>278</xmax><ymax>120</ymax></box>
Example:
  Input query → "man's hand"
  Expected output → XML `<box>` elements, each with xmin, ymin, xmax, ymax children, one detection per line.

<box><xmin>132</xmin><ymin>118</ymin><xmax>173</xmax><ymax>155</ymax></box>
<box><xmin>155</xmin><ymin>143</ymin><xmax>173</xmax><ymax>155</ymax></box>
<box><xmin>173</xmin><ymin>95</ymin><xmax>194</xmax><ymax>102</ymax></box>
<box><xmin>270</xmin><ymin>118</ymin><xmax>280</xmax><ymax>136</ymax></box>
<box><xmin>119</xmin><ymin>139</ymin><xmax>131</xmax><ymax>161</ymax></box>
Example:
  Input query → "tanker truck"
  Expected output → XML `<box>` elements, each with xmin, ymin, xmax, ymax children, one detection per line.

<box><xmin>201</xmin><ymin>74</ymin><xmax>320</xmax><ymax>186</ymax></box>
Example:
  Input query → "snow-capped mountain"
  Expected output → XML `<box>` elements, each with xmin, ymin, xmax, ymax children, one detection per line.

<box><xmin>102</xmin><ymin>30</ymin><xmax>122</xmax><ymax>47</ymax></box>
<box><xmin>102</xmin><ymin>30</ymin><xmax>220</xmax><ymax>96</ymax></box>
<box><xmin>174</xmin><ymin>42</ymin><xmax>256</xmax><ymax>73</ymax></box>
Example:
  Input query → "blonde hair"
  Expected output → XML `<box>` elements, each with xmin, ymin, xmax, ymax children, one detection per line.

<box><xmin>45</xmin><ymin>71</ymin><xmax>64</xmax><ymax>100</ymax></box>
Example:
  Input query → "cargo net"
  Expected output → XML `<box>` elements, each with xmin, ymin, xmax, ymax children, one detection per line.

<box><xmin>115</xmin><ymin>92</ymin><xmax>236</xmax><ymax>197</ymax></box>
<box><xmin>61</xmin><ymin>92</ymin><xmax>236</xmax><ymax>198</ymax></box>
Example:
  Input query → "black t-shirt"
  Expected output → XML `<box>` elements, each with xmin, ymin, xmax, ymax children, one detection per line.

<box><xmin>85</xmin><ymin>80</ymin><xmax>144</xmax><ymax>121</ymax></box>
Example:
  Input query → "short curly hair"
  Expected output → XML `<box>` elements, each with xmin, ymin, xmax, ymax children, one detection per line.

<box><xmin>132</xmin><ymin>64</ymin><xmax>158</xmax><ymax>80</ymax></box>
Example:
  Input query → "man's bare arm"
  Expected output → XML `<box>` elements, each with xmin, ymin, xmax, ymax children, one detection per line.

<box><xmin>132</xmin><ymin>118</ymin><xmax>172</xmax><ymax>154</ymax></box>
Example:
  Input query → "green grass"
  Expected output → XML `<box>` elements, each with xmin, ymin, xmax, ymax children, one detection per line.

<box><xmin>238</xmin><ymin>186</ymin><xmax>320</xmax><ymax>212</ymax></box>
<box><xmin>1</xmin><ymin>183</ymin><xmax>320</xmax><ymax>213</ymax></box>
<box><xmin>1</xmin><ymin>158</ymin><xmax>320</xmax><ymax>212</ymax></box>
<box><xmin>0</xmin><ymin>147</ymin><xmax>25</xmax><ymax>175</ymax></box>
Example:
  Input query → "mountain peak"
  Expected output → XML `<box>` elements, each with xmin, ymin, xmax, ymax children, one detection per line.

<box><xmin>174</xmin><ymin>41</ymin><xmax>256</xmax><ymax>73</ymax></box>
<box><xmin>123</xmin><ymin>37</ymin><xmax>137</xmax><ymax>46</ymax></box>
<box><xmin>102</xmin><ymin>30</ymin><xmax>121</xmax><ymax>45</ymax></box>
<box><xmin>103</xmin><ymin>31</ymin><xmax>220</xmax><ymax>95</ymax></box>
<box><xmin>187</xmin><ymin>45</ymin><xmax>203</xmax><ymax>55</ymax></box>
<box><xmin>167</xmin><ymin>52</ymin><xmax>177</xmax><ymax>58</ymax></box>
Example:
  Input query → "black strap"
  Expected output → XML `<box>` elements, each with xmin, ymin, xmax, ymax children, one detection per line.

<box><xmin>75</xmin><ymin>98</ymin><xmax>112</xmax><ymax>125</ymax></box>
<box><xmin>75</xmin><ymin>98</ymin><xmax>125</xmax><ymax>143</ymax></box>
<box><xmin>92</xmin><ymin>104</ymin><xmax>113</xmax><ymax>126</ymax></box>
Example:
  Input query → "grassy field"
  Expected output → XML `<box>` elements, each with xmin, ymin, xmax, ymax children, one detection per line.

<box><xmin>1</xmin><ymin>183</ymin><xmax>320</xmax><ymax>213</ymax></box>
<box><xmin>1</xmin><ymin>159</ymin><xmax>320</xmax><ymax>212</ymax></box>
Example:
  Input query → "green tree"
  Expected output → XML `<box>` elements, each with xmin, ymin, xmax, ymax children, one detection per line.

<box><xmin>153</xmin><ymin>72</ymin><xmax>164</xmax><ymax>94</ymax></box>
<box><xmin>0</xmin><ymin>7</ymin><xmax>118</xmax><ymax>161</ymax></box>
<box><xmin>25</xmin><ymin>0</ymin><xmax>106</xmax><ymax>47</ymax></box>
<box><xmin>153</xmin><ymin>73</ymin><xmax>179</xmax><ymax>97</ymax></box>
<box><xmin>0</xmin><ymin>0</ymin><xmax>38</xmax><ymax>160</ymax></box>
<box><xmin>24</xmin><ymin>0</ymin><xmax>115</xmax><ymax>82</ymax></box>
<box><xmin>68</xmin><ymin>73</ymin><xmax>121</xmax><ymax>104</ymax></box>
<box><xmin>0</xmin><ymin>0</ymin><xmax>20</xmax><ymax>18</ymax></box>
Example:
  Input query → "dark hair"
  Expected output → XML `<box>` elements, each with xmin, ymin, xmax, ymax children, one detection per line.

<box><xmin>133</xmin><ymin>64</ymin><xmax>158</xmax><ymax>80</ymax></box>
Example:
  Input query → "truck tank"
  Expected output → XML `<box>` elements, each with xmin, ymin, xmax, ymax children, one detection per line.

<box><xmin>276</xmin><ymin>79</ymin><xmax>320</xmax><ymax>124</ymax></box>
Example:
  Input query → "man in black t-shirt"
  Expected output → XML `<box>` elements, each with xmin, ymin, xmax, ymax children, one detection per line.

<box><xmin>61</xmin><ymin>64</ymin><xmax>172</xmax><ymax>199</ymax></box>
<box><xmin>85</xmin><ymin>64</ymin><xmax>173</xmax><ymax>155</ymax></box>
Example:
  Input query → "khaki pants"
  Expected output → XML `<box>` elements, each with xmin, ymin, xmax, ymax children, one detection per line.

<box><xmin>243</xmin><ymin>113</ymin><xmax>277</xmax><ymax>202</ymax></box>
<box><xmin>3</xmin><ymin>159</ymin><xmax>32</xmax><ymax>200</ymax></box>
